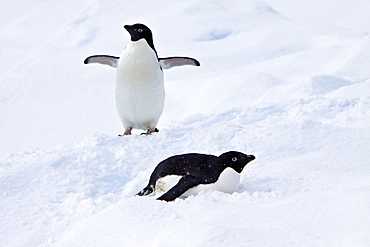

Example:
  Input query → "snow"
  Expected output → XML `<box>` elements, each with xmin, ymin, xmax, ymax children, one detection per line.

<box><xmin>1</xmin><ymin>0</ymin><xmax>370</xmax><ymax>246</ymax></box>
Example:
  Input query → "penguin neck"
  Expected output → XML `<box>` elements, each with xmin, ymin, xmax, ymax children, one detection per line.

<box><xmin>222</xmin><ymin>163</ymin><xmax>242</xmax><ymax>174</ymax></box>
<box><xmin>132</xmin><ymin>38</ymin><xmax>158</xmax><ymax>59</ymax></box>
<box><xmin>123</xmin><ymin>39</ymin><xmax>158</xmax><ymax>61</ymax></box>
<box><xmin>220</xmin><ymin>163</ymin><xmax>230</xmax><ymax>173</ymax></box>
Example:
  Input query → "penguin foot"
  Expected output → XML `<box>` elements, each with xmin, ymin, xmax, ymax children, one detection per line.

<box><xmin>118</xmin><ymin>128</ymin><xmax>132</xmax><ymax>136</ymax></box>
<box><xmin>141</xmin><ymin>128</ymin><xmax>159</xmax><ymax>136</ymax></box>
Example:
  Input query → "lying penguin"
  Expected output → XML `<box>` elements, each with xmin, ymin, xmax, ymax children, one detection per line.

<box><xmin>84</xmin><ymin>23</ymin><xmax>200</xmax><ymax>135</ymax></box>
<box><xmin>137</xmin><ymin>151</ymin><xmax>255</xmax><ymax>201</ymax></box>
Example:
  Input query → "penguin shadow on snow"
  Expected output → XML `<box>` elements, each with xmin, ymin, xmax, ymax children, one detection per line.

<box><xmin>84</xmin><ymin>23</ymin><xmax>200</xmax><ymax>136</ymax></box>
<box><xmin>136</xmin><ymin>151</ymin><xmax>256</xmax><ymax>202</ymax></box>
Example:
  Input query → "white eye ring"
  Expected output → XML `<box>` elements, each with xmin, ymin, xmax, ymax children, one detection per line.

<box><xmin>138</xmin><ymin>29</ymin><xmax>143</xmax><ymax>33</ymax></box>
<box><xmin>232</xmin><ymin>157</ymin><xmax>237</xmax><ymax>162</ymax></box>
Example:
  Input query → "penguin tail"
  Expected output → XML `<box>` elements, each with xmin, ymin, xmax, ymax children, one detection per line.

<box><xmin>137</xmin><ymin>185</ymin><xmax>154</xmax><ymax>196</ymax></box>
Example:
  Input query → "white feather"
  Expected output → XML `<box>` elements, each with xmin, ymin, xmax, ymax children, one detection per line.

<box><xmin>154</xmin><ymin>167</ymin><xmax>241</xmax><ymax>198</ymax></box>
<box><xmin>116</xmin><ymin>39</ymin><xmax>164</xmax><ymax>130</ymax></box>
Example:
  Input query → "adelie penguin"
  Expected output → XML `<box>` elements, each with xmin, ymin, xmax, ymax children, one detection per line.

<box><xmin>137</xmin><ymin>151</ymin><xmax>255</xmax><ymax>202</ymax></box>
<box><xmin>84</xmin><ymin>23</ymin><xmax>200</xmax><ymax>135</ymax></box>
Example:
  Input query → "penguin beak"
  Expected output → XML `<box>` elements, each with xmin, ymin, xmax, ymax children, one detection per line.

<box><xmin>241</xmin><ymin>155</ymin><xmax>256</xmax><ymax>161</ymax></box>
<box><xmin>239</xmin><ymin>155</ymin><xmax>255</xmax><ymax>168</ymax></box>
<box><xmin>246</xmin><ymin>155</ymin><xmax>255</xmax><ymax>161</ymax></box>
<box><xmin>124</xmin><ymin>25</ymin><xmax>132</xmax><ymax>31</ymax></box>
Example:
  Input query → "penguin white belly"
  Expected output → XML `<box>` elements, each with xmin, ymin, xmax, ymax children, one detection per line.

<box><xmin>155</xmin><ymin>167</ymin><xmax>241</xmax><ymax>198</ymax></box>
<box><xmin>116</xmin><ymin>39</ymin><xmax>164</xmax><ymax>130</ymax></box>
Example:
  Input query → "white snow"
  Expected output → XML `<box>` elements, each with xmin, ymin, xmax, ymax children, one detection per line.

<box><xmin>1</xmin><ymin>0</ymin><xmax>370</xmax><ymax>246</ymax></box>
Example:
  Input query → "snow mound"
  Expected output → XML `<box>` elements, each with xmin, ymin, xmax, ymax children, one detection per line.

<box><xmin>1</xmin><ymin>0</ymin><xmax>370</xmax><ymax>246</ymax></box>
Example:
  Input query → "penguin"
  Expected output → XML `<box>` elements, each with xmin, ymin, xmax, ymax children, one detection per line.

<box><xmin>84</xmin><ymin>23</ymin><xmax>200</xmax><ymax>135</ymax></box>
<box><xmin>137</xmin><ymin>151</ymin><xmax>255</xmax><ymax>202</ymax></box>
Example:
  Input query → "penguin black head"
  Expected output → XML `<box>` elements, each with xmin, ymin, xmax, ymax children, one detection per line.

<box><xmin>219</xmin><ymin>151</ymin><xmax>255</xmax><ymax>173</ymax></box>
<box><xmin>124</xmin><ymin>23</ymin><xmax>157</xmax><ymax>55</ymax></box>
<box><xmin>124</xmin><ymin>23</ymin><xmax>152</xmax><ymax>42</ymax></box>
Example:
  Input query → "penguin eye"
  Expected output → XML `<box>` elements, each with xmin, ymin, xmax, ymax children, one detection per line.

<box><xmin>232</xmin><ymin>157</ymin><xmax>237</xmax><ymax>162</ymax></box>
<box><xmin>138</xmin><ymin>29</ymin><xmax>143</xmax><ymax>33</ymax></box>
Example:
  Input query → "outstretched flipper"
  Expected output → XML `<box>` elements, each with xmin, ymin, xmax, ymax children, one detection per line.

<box><xmin>84</xmin><ymin>55</ymin><xmax>119</xmax><ymax>68</ymax></box>
<box><xmin>159</xmin><ymin>57</ymin><xmax>200</xmax><ymax>70</ymax></box>
<box><xmin>157</xmin><ymin>175</ymin><xmax>202</xmax><ymax>202</ymax></box>
<box><xmin>84</xmin><ymin>55</ymin><xmax>199</xmax><ymax>70</ymax></box>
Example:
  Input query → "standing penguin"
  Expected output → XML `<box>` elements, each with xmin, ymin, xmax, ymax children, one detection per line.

<box><xmin>137</xmin><ymin>151</ymin><xmax>255</xmax><ymax>201</ymax></box>
<box><xmin>84</xmin><ymin>24</ymin><xmax>200</xmax><ymax>135</ymax></box>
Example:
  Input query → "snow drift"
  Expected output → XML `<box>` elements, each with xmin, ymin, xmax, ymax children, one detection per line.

<box><xmin>1</xmin><ymin>0</ymin><xmax>370</xmax><ymax>246</ymax></box>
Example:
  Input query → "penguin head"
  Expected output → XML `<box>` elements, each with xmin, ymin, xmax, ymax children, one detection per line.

<box><xmin>124</xmin><ymin>23</ymin><xmax>157</xmax><ymax>55</ymax></box>
<box><xmin>219</xmin><ymin>151</ymin><xmax>255</xmax><ymax>173</ymax></box>
<box><xmin>124</xmin><ymin>23</ymin><xmax>152</xmax><ymax>42</ymax></box>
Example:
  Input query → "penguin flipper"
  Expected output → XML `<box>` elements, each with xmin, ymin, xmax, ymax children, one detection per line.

<box><xmin>157</xmin><ymin>175</ymin><xmax>201</xmax><ymax>202</ymax></box>
<box><xmin>84</xmin><ymin>55</ymin><xmax>119</xmax><ymax>68</ymax></box>
<box><xmin>159</xmin><ymin>57</ymin><xmax>200</xmax><ymax>70</ymax></box>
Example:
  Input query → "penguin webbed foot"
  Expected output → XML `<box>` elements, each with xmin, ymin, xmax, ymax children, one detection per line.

<box><xmin>118</xmin><ymin>128</ymin><xmax>159</xmax><ymax>136</ymax></box>
<box><xmin>118</xmin><ymin>128</ymin><xmax>132</xmax><ymax>136</ymax></box>
<box><xmin>118</xmin><ymin>133</ymin><xmax>131</xmax><ymax>136</ymax></box>
<box><xmin>140</xmin><ymin>128</ymin><xmax>159</xmax><ymax>136</ymax></box>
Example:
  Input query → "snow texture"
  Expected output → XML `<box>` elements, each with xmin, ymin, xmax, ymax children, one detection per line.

<box><xmin>1</xmin><ymin>0</ymin><xmax>370</xmax><ymax>246</ymax></box>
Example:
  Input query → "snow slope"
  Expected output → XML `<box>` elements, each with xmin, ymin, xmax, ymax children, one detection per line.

<box><xmin>1</xmin><ymin>0</ymin><xmax>370</xmax><ymax>246</ymax></box>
